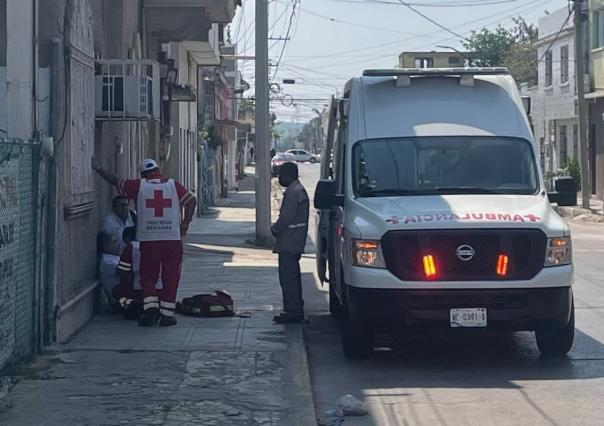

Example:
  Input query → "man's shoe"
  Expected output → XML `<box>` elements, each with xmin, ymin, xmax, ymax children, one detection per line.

<box><xmin>158</xmin><ymin>315</ymin><xmax>178</xmax><ymax>327</ymax></box>
<box><xmin>273</xmin><ymin>313</ymin><xmax>287</xmax><ymax>322</ymax></box>
<box><xmin>274</xmin><ymin>315</ymin><xmax>305</xmax><ymax>324</ymax></box>
<box><xmin>138</xmin><ymin>308</ymin><xmax>160</xmax><ymax>327</ymax></box>
<box><xmin>123</xmin><ymin>301</ymin><xmax>143</xmax><ymax>321</ymax></box>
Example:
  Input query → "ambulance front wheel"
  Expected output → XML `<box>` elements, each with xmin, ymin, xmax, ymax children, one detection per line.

<box><xmin>341</xmin><ymin>284</ymin><xmax>372</xmax><ymax>359</ymax></box>
<box><xmin>535</xmin><ymin>304</ymin><xmax>575</xmax><ymax>357</ymax></box>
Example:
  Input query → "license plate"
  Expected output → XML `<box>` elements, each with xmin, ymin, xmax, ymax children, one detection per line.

<box><xmin>450</xmin><ymin>308</ymin><xmax>487</xmax><ymax>328</ymax></box>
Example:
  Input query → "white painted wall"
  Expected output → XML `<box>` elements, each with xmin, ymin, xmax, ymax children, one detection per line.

<box><xmin>167</xmin><ymin>42</ymin><xmax>198</xmax><ymax>191</ymax></box>
<box><xmin>530</xmin><ymin>7</ymin><xmax>577</xmax><ymax>174</ymax></box>
<box><xmin>6</xmin><ymin>0</ymin><xmax>33</xmax><ymax>139</ymax></box>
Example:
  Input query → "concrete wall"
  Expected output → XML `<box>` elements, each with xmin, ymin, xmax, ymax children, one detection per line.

<box><xmin>0</xmin><ymin>67</ymin><xmax>5</xmax><ymax>135</ymax></box>
<box><xmin>0</xmin><ymin>0</ymin><xmax>6</xmax><ymax>68</ymax></box>
<box><xmin>6</xmin><ymin>0</ymin><xmax>33</xmax><ymax>139</ymax></box>
<box><xmin>166</xmin><ymin>42</ymin><xmax>198</xmax><ymax>192</ymax></box>
<box><xmin>37</xmin><ymin>0</ymin><xmax>156</xmax><ymax>342</ymax></box>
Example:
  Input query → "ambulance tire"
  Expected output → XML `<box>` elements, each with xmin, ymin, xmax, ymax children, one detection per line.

<box><xmin>341</xmin><ymin>284</ymin><xmax>372</xmax><ymax>359</ymax></box>
<box><xmin>536</xmin><ymin>304</ymin><xmax>575</xmax><ymax>357</ymax></box>
<box><xmin>329</xmin><ymin>282</ymin><xmax>342</xmax><ymax>318</ymax></box>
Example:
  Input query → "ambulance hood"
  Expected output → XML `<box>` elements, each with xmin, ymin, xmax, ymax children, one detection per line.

<box><xmin>351</xmin><ymin>194</ymin><xmax>568</xmax><ymax>238</ymax></box>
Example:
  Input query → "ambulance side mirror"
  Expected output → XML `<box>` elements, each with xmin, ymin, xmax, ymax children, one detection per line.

<box><xmin>315</xmin><ymin>180</ymin><xmax>339</xmax><ymax>209</ymax></box>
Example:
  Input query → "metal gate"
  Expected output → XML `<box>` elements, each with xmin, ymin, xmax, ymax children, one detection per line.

<box><xmin>0</xmin><ymin>138</ymin><xmax>39</xmax><ymax>370</ymax></box>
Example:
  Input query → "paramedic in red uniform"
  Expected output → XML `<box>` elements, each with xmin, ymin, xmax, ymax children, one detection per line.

<box><xmin>93</xmin><ymin>158</ymin><xmax>196</xmax><ymax>327</ymax></box>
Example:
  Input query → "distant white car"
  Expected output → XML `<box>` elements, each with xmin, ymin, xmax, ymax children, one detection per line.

<box><xmin>286</xmin><ymin>149</ymin><xmax>319</xmax><ymax>163</ymax></box>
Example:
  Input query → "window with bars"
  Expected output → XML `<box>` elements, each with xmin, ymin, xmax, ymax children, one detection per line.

<box><xmin>545</xmin><ymin>51</ymin><xmax>553</xmax><ymax>87</ymax></box>
<box><xmin>559</xmin><ymin>125</ymin><xmax>568</xmax><ymax>167</ymax></box>
<box><xmin>560</xmin><ymin>45</ymin><xmax>569</xmax><ymax>84</ymax></box>
<box><xmin>593</xmin><ymin>9</ymin><xmax>604</xmax><ymax>49</ymax></box>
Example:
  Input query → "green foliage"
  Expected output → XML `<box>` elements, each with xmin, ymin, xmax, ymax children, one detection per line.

<box><xmin>463</xmin><ymin>26</ymin><xmax>515</xmax><ymax>67</ymax></box>
<box><xmin>297</xmin><ymin>117</ymin><xmax>322</xmax><ymax>150</ymax></box>
<box><xmin>241</xmin><ymin>98</ymin><xmax>255</xmax><ymax>118</ymax></box>
<box><xmin>545</xmin><ymin>157</ymin><xmax>582</xmax><ymax>191</ymax></box>
<box><xmin>564</xmin><ymin>157</ymin><xmax>581</xmax><ymax>190</ymax></box>
<box><xmin>463</xmin><ymin>17</ymin><xmax>538</xmax><ymax>85</ymax></box>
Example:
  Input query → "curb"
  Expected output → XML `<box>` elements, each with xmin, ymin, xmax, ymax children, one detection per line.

<box><xmin>283</xmin><ymin>325</ymin><xmax>318</xmax><ymax>426</ymax></box>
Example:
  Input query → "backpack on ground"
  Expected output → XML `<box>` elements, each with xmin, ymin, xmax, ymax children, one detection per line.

<box><xmin>176</xmin><ymin>290</ymin><xmax>235</xmax><ymax>317</ymax></box>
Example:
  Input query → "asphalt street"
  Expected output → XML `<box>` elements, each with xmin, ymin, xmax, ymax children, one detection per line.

<box><xmin>295</xmin><ymin>162</ymin><xmax>604</xmax><ymax>426</ymax></box>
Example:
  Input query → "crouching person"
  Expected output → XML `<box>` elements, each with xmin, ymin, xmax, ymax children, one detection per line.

<box><xmin>93</xmin><ymin>158</ymin><xmax>196</xmax><ymax>327</ymax></box>
<box><xmin>113</xmin><ymin>227</ymin><xmax>164</xmax><ymax>320</ymax></box>
<box><xmin>97</xmin><ymin>232</ymin><xmax>121</xmax><ymax>309</ymax></box>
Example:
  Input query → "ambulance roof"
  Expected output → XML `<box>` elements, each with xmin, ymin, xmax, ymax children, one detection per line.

<box><xmin>346</xmin><ymin>69</ymin><xmax>533</xmax><ymax>143</ymax></box>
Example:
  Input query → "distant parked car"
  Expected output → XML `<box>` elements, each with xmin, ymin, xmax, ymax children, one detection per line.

<box><xmin>271</xmin><ymin>153</ymin><xmax>296</xmax><ymax>177</ymax></box>
<box><xmin>286</xmin><ymin>149</ymin><xmax>319</xmax><ymax>163</ymax></box>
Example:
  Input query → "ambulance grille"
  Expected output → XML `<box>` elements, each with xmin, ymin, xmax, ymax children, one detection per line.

<box><xmin>381</xmin><ymin>229</ymin><xmax>547</xmax><ymax>281</ymax></box>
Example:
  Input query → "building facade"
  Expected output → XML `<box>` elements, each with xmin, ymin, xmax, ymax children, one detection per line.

<box><xmin>528</xmin><ymin>7</ymin><xmax>578</xmax><ymax>184</ymax></box>
<box><xmin>0</xmin><ymin>0</ymin><xmax>239</xmax><ymax>371</ymax></box>
<box><xmin>399</xmin><ymin>51</ymin><xmax>473</xmax><ymax>68</ymax></box>
<box><xmin>588</xmin><ymin>0</ymin><xmax>604</xmax><ymax>199</ymax></box>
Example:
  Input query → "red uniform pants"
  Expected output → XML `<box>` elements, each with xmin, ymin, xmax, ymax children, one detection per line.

<box><xmin>139</xmin><ymin>240</ymin><xmax>183</xmax><ymax>317</ymax></box>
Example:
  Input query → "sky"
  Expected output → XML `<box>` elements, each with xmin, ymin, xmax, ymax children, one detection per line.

<box><xmin>230</xmin><ymin>0</ymin><xmax>570</xmax><ymax>122</ymax></box>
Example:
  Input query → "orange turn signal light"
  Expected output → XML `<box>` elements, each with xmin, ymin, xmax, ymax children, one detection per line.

<box><xmin>496</xmin><ymin>254</ymin><xmax>509</xmax><ymax>277</ymax></box>
<box><xmin>422</xmin><ymin>254</ymin><xmax>437</xmax><ymax>279</ymax></box>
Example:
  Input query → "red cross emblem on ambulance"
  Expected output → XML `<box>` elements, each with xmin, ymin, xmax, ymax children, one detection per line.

<box><xmin>146</xmin><ymin>190</ymin><xmax>173</xmax><ymax>217</ymax></box>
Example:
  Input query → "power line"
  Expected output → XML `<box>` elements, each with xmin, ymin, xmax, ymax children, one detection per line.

<box><xmin>233</xmin><ymin>0</ymin><xmax>245</xmax><ymax>42</ymax></box>
<box><xmin>395</xmin><ymin>0</ymin><xmax>471</xmax><ymax>42</ymax></box>
<box><xmin>276</xmin><ymin>0</ymin><xmax>539</xmax><ymax>63</ymax></box>
<box><xmin>326</xmin><ymin>0</ymin><xmax>524</xmax><ymax>6</ymax></box>
<box><xmin>277</xmin><ymin>0</ymin><xmax>549</xmax><ymax>69</ymax></box>
<box><xmin>271</xmin><ymin>0</ymin><xmax>298</xmax><ymax>81</ymax></box>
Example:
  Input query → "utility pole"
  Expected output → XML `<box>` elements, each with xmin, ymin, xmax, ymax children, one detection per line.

<box><xmin>574</xmin><ymin>0</ymin><xmax>591</xmax><ymax>208</ymax></box>
<box><xmin>255</xmin><ymin>0</ymin><xmax>272</xmax><ymax>244</ymax></box>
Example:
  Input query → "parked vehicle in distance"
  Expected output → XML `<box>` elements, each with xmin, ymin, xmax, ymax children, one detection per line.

<box><xmin>286</xmin><ymin>149</ymin><xmax>319</xmax><ymax>163</ymax></box>
<box><xmin>315</xmin><ymin>68</ymin><xmax>575</xmax><ymax>359</ymax></box>
<box><xmin>271</xmin><ymin>153</ymin><xmax>296</xmax><ymax>177</ymax></box>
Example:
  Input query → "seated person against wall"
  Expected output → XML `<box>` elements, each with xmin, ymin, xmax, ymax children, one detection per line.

<box><xmin>113</xmin><ymin>227</ymin><xmax>164</xmax><ymax>320</ymax></box>
<box><xmin>97</xmin><ymin>232</ymin><xmax>121</xmax><ymax>309</ymax></box>
<box><xmin>101</xmin><ymin>195</ymin><xmax>136</xmax><ymax>252</ymax></box>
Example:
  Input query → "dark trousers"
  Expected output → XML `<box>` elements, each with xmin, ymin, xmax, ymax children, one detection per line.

<box><xmin>278</xmin><ymin>253</ymin><xmax>304</xmax><ymax>318</ymax></box>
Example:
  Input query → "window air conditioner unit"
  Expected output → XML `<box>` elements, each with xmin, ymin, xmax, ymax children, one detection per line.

<box><xmin>95</xmin><ymin>60</ymin><xmax>161</xmax><ymax>121</ymax></box>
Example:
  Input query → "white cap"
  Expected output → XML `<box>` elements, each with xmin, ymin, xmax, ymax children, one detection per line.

<box><xmin>139</xmin><ymin>159</ymin><xmax>159</xmax><ymax>174</ymax></box>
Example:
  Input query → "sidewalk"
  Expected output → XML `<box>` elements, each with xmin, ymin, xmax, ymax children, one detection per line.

<box><xmin>555</xmin><ymin>195</ymin><xmax>604</xmax><ymax>223</ymax></box>
<box><xmin>0</xmin><ymin>175</ymin><xmax>317</xmax><ymax>426</ymax></box>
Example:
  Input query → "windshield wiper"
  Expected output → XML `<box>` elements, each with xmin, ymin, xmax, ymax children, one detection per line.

<box><xmin>434</xmin><ymin>187</ymin><xmax>498</xmax><ymax>194</ymax></box>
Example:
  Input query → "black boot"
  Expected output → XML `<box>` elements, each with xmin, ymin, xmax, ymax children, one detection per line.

<box><xmin>123</xmin><ymin>300</ymin><xmax>143</xmax><ymax>321</ymax></box>
<box><xmin>158</xmin><ymin>315</ymin><xmax>177</xmax><ymax>327</ymax></box>
<box><xmin>138</xmin><ymin>308</ymin><xmax>160</xmax><ymax>327</ymax></box>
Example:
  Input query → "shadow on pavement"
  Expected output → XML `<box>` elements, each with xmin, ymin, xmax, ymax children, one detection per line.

<box><xmin>303</xmin><ymin>277</ymin><xmax>604</xmax><ymax>391</ymax></box>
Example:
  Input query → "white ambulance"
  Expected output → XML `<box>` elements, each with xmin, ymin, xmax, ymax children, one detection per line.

<box><xmin>314</xmin><ymin>68</ymin><xmax>574</xmax><ymax>359</ymax></box>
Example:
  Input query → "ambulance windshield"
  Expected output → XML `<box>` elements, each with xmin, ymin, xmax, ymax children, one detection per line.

<box><xmin>353</xmin><ymin>136</ymin><xmax>539</xmax><ymax>197</ymax></box>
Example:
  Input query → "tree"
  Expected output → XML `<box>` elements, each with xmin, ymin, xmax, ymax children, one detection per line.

<box><xmin>297</xmin><ymin>117</ymin><xmax>322</xmax><ymax>151</ymax></box>
<box><xmin>463</xmin><ymin>17</ymin><xmax>538</xmax><ymax>85</ymax></box>
<box><xmin>463</xmin><ymin>26</ymin><xmax>515</xmax><ymax>67</ymax></box>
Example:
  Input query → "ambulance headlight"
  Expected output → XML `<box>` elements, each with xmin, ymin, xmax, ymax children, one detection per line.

<box><xmin>545</xmin><ymin>237</ymin><xmax>572</xmax><ymax>266</ymax></box>
<box><xmin>352</xmin><ymin>239</ymin><xmax>386</xmax><ymax>268</ymax></box>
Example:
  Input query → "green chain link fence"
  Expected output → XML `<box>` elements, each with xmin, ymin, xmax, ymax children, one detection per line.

<box><xmin>0</xmin><ymin>138</ymin><xmax>39</xmax><ymax>371</ymax></box>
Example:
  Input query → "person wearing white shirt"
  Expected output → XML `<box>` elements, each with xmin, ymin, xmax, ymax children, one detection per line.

<box><xmin>97</xmin><ymin>232</ymin><xmax>121</xmax><ymax>304</ymax></box>
<box><xmin>101</xmin><ymin>195</ymin><xmax>136</xmax><ymax>252</ymax></box>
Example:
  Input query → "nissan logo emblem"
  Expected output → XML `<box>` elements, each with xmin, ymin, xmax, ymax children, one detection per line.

<box><xmin>456</xmin><ymin>245</ymin><xmax>476</xmax><ymax>261</ymax></box>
